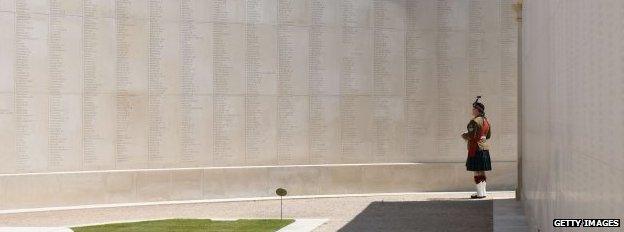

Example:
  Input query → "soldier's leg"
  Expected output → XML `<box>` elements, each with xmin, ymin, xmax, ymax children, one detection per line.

<box><xmin>471</xmin><ymin>171</ymin><xmax>481</xmax><ymax>198</ymax></box>
<box><xmin>473</xmin><ymin>171</ymin><xmax>480</xmax><ymax>183</ymax></box>
<box><xmin>479</xmin><ymin>171</ymin><xmax>487</xmax><ymax>197</ymax></box>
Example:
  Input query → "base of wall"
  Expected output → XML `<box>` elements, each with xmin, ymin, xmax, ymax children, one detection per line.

<box><xmin>0</xmin><ymin>162</ymin><xmax>516</xmax><ymax>210</ymax></box>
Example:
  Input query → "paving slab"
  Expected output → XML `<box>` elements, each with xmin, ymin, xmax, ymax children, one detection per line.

<box><xmin>0</xmin><ymin>228</ymin><xmax>72</xmax><ymax>232</ymax></box>
<box><xmin>278</xmin><ymin>219</ymin><xmax>328</xmax><ymax>232</ymax></box>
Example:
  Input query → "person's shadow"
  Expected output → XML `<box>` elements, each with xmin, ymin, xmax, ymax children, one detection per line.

<box><xmin>338</xmin><ymin>199</ymin><xmax>493</xmax><ymax>232</ymax></box>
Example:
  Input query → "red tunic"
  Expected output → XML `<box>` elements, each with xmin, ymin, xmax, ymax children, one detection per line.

<box><xmin>468</xmin><ymin>117</ymin><xmax>490</xmax><ymax>157</ymax></box>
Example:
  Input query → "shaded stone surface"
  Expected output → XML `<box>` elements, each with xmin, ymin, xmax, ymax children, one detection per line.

<box><xmin>522</xmin><ymin>0</ymin><xmax>624</xmax><ymax>231</ymax></box>
<box><xmin>339</xmin><ymin>200</ymin><xmax>493</xmax><ymax>232</ymax></box>
<box><xmin>493</xmin><ymin>199</ymin><xmax>528</xmax><ymax>232</ymax></box>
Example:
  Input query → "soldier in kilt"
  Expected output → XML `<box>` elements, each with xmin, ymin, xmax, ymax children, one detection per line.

<box><xmin>461</xmin><ymin>96</ymin><xmax>492</xmax><ymax>199</ymax></box>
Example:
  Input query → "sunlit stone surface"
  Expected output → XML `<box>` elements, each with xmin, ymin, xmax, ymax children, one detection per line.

<box><xmin>0</xmin><ymin>0</ymin><xmax>517</xmax><ymax>210</ymax></box>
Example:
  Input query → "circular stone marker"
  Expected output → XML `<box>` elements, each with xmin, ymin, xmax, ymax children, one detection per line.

<box><xmin>276</xmin><ymin>188</ymin><xmax>287</xmax><ymax>196</ymax></box>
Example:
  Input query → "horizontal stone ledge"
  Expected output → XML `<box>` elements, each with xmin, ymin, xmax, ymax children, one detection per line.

<box><xmin>0</xmin><ymin>162</ymin><xmax>516</xmax><ymax>210</ymax></box>
<box><xmin>0</xmin><ymin>191</ymin><xmax>516</xmax><ymax>215</ymax></box>
<box><xmin>0</xmin><ymin>161</ymin><xmax>518</xmax><ymax>177</ymax></box>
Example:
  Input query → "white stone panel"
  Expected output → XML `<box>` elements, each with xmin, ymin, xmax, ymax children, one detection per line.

<box><xmin>522</xmin><ymin>0</ymin><xmax>624</xmax><ymax>231</ymax></box>
<box><xmin>0</xmin><ymin>0</ymin><xmax>518</xmax><ymax>210</ymax></box>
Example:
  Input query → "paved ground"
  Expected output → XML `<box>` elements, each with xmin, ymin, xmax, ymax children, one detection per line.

<box><xmin>0</xmin><ymin>228</ymin><xmax>71</xmax><ymax>232</ymax></box>
<box><xmin>493</xmin><ymin>198</ymin><xmax>529</xmax><ymax>232</ymax></box>
<box><xmin>0</xmin><ymin>191</ymin><xmax>527</xmax><ymax>231</ymax></box>
<box><xmin>278</xmin><ymin>219</ymin><xmax>328</xmax><ymax>232</ymax></box>
<box><xmin>337</xmin><ymin>199</ymin><xmax>493</xmax><ymax>231</ymax></box>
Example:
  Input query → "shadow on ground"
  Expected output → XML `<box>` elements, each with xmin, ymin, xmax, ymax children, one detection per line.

<box><xmin>338</xmin><ymin>199</ymin><xmax>493</xmax><ymax>232</ymax></box>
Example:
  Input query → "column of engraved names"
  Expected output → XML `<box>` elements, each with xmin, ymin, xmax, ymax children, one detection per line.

<box><xmin>115</xmin><ymin>0</ymin><xmax>131</xmax><ymax>165</ymax></box>
<box><xmin>373</xmin><ymin>0</ymin><xmax>403</xmax><ymax>95</ymax></box>
<box><xmin>48</xmin><ymin>0</ymin><xmax>83</xmax><ymax>170</ymax></box>
<box><xmin>213</xmin><ymin>0</ymin><xmax>242</xmax><ymax>166</ymax></box>
<box><xmin>339</xmin><ymin>0</ymin><xmax>370</xmax><ymax>163</ymax></box>
<box><xmin>499</xmin><ymin>0</ymin><xmax>517</xmax><ymax>156</ymax></box>
<box><xmin>179</xmin><ymin>0</ymin><xmax>202</xmax><ymax>164</ymax></box>
<box><xmin>277</xmin><ymin>0</ymin><xmax>308</xmax><ymax>164</ymax></box>
<box><xmin>309</xmin><ymin>0</ymin><xmax>337</xmax><ymax>163</ymax></box>
<box><xmin>14</xmin><ymin>0</ymin><xmax>40</xmax><ymax>171</ymax></box>
<box><xmin>148</xmin><ymin>0</ymin><xmax>166</xmax><ymax>163</ymax></box>
<box><xmin>245</xmin><ymin>0</ymin><xmax>276</xmax><ymax>165</ymax></box>
<box><xmin>468</xmin><ymin>0</ymin><xmax>483</xmax><ymax>95</ymax></box>
<box><xmin>83</xmin><ymin>0</ymin><xmax>116</xmax><ymax>169</ymax></box>
<box><xmin>83</xmin><ymin>0</ymin><xmax>101</xmax><ymax>167</ymax></box>
<box><xmin>115</xmin><ymin>0</ymin><xmax>148</xmax><ymax>167</ymax></box>
<box><xmin>245</xmin><ymin>0</ymin><xmax>259</xmax><ymax>164</ymax></box>
<box><xmin>155</xmin><ymin>0</ymin><xmax>182</xmax><ymax>166</ymax></box>
<box><xmin>48</xmin><ymin>0</ymin><xmax>64</xmax><ymax>169</ymax></box>
<box><xmin>405</xmin><ymin>0</ymin><xmax>428</xmax><ymax>158</ymax></box>
<box><xmin>435</xmin><ymin>0</ymin><xmax>452</xmax><ymax>157</ymax></box>
<box><xmin>0</xmin><ymin>8</ymin><xmax>16</xmax><ymax>173</ymax></box>
<box><xmin>372</xmin><ymin>0</ymin><xmax>404</xmax><ymax>161</ymax></box>
<box><xmin>277</xmin><ymin>0</ymin><xmax>292</xmax><ymax>163</ymax></box>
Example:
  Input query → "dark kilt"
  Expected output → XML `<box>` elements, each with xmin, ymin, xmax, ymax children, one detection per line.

<box><xmin>466</xmin><ymin>150</ymin><xmax>492</xmax><ymax>171</ymax></box>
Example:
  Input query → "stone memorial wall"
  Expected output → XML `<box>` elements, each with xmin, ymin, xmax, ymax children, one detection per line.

<box><xmin>521</xmin><ymin>0</ymin><xmax>624</xmax><ymax>230</ymax></box>
<box><xmin>0</xmin><ymin>0</ymin><xmax>517</xmax><ymax>210</ymax></box>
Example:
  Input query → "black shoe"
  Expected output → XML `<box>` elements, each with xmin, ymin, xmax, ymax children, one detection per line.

<box><xmin>470</xmin><ymin>194</ymin><xmax>486</xmax><ymax>199</ymax></box>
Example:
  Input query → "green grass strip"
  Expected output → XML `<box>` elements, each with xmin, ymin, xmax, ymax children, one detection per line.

<box><xmin>72</xmin><ymin>218</ymin><xmax>295</xmax><ymax>232</ymax></box>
